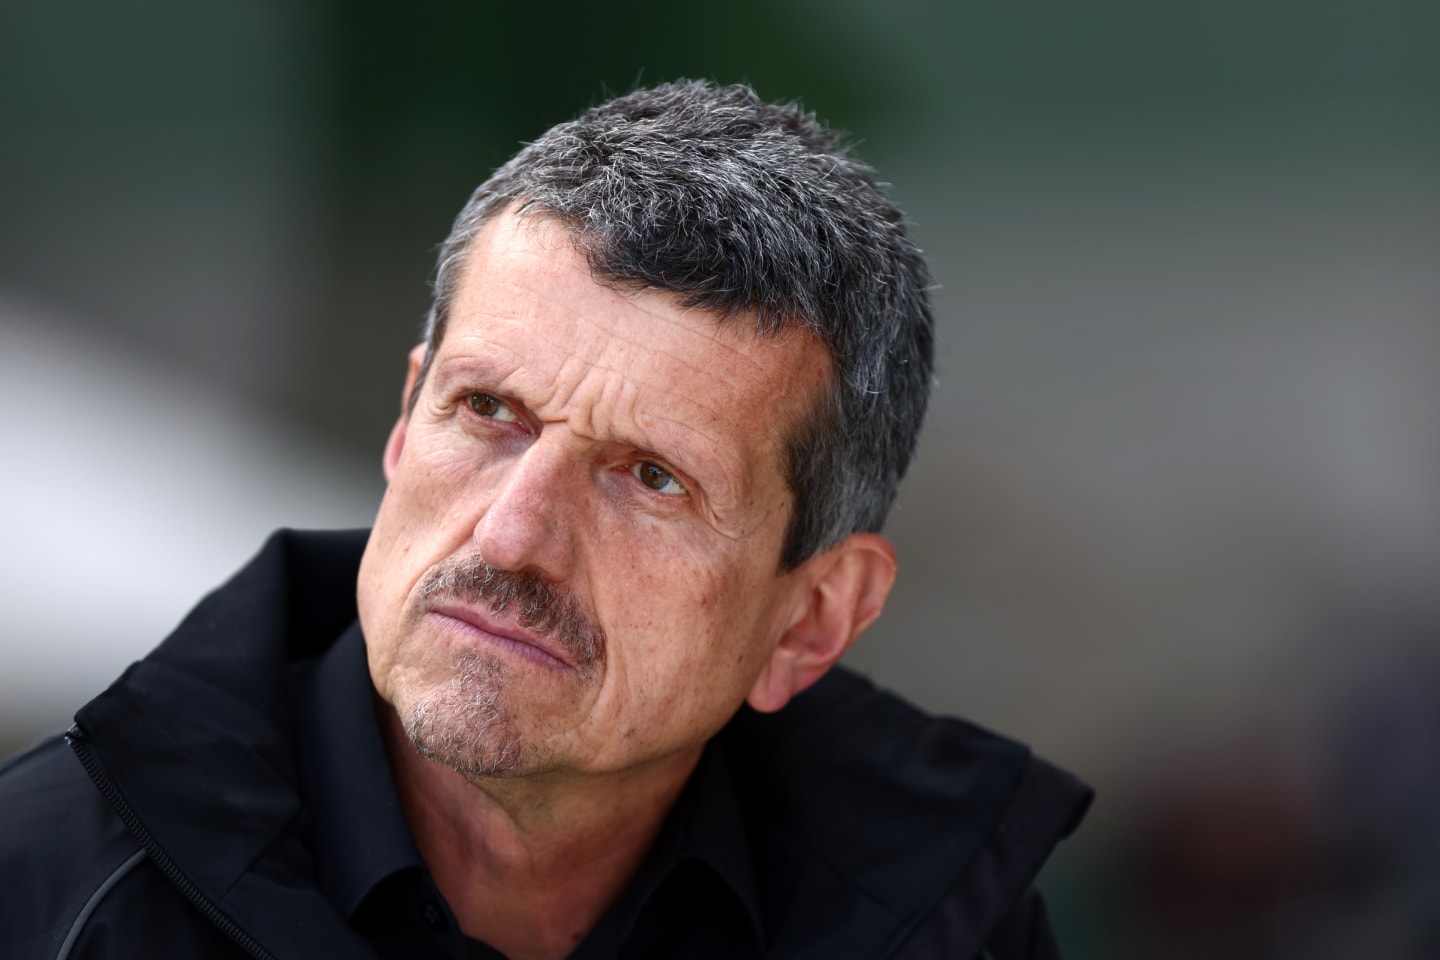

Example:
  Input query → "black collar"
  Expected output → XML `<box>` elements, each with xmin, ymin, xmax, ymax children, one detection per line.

<box><xmin>290</xmin><ymin>621</ymin><xmax>418</xmax><ymax>920</ymax></box>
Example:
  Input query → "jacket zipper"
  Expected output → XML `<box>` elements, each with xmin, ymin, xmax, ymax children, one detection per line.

<box><xmin>66</xmin><ymin>722</ymin><xmax>279</xmax><ymax>960</ymax></box>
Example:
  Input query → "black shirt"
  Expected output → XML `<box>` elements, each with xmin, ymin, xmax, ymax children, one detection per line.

<box><xmin>289</xmin><ymin>622</ymin><xmax>766</xmax><ymax>959</ymax></box>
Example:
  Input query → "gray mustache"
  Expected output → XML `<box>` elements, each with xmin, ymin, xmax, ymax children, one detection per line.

<box><xmin>419</xmin><ymin>556</ymin><xmax>605</xmax><ymax>667</ymax></box>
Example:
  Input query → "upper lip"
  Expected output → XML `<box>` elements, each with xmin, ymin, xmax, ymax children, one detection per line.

<box><xmin>426</xmin><ymin>600</ymin><xmax>575</xmax><ymax>669</ymax></box>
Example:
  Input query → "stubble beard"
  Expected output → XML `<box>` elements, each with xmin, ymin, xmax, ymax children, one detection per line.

<box><xmin>398</xmin><ymin>553</ymin><xmax>606</xmax><ymax>782</ymax></box>
<box><xmin>403</xmin><ymin>649</ymin><xmax>523</xmax><ymax>781</ymax></box>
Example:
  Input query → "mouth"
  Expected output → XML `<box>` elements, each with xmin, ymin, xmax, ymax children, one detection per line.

<box><xmin>425</xmin><ymin>601</ymin><xmax>577</xmax><ymax>672</ymax></box>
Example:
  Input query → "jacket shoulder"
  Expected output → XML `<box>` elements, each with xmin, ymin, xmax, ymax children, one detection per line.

<box><xmin>0</xmin><ymin>735</ymin><xmax>143</xmax><ymax>957</ymax></box>
<box><xmin>0</xmin><ymin>736</ymin><xmax>258</xmax><ymax>960</ymax></box>
<box><xmin>724</xmin><ymin>667</ymin><xmax>1092</xmax><ymax>957</ymax></box>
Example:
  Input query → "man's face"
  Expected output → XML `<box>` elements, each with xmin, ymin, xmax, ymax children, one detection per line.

<box><xmin>357</xmin><ymin>212</ymin><xmax>833</xmax><ymax>781</ymax></box>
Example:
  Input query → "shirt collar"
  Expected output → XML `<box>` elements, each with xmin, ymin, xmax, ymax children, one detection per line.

<box><xmin>292</xmin><ymin>620</ymin><xmax>424</xmax><ymax>920</ymax></box>
<box><xmin>611</xmin><ymin>735</ymin><xmax>766</xmax><ymax>952</ymax></box>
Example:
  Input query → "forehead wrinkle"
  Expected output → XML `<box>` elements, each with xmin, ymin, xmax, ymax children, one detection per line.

<box><xmin>608</xmin><ymin>294</ymin><xmax>783</xmax><ymax>386</ymax></box>
<box><xmin>455</xmin><ymin>228</ymin><xmax>788</xmax><ymax>396</ymax></box>
<box><xmin>428</xmin><ymin>352</ymin><xmax>522</xmax><ymax>411</ymax></box>
<box><xmin>490</xmin><ymin>244</ymin><xmax>778</xmax><ymax>386</ymax></box>
<box><xmin>571</xmin><ymin>316</ymin><xmax>781</xmax><ymax>450</ymax></box>
<box><xmin>547</xmin><ymin>351</ymin><xmax>752</xmax><ymax>510</ymax></box>
<box><xmin>515</xmin><ymin>298</ymin><xmax>763</xmax><ymax>451</ymax></box>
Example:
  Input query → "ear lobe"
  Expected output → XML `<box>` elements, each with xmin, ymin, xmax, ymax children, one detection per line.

<box><xmin>383</xmin><ymin>343</ymin><xmax>428</xmax><ymax>482</ymax></box>
<box><xmin>746</xmin><ymin>533</ymin><xmax>897</xmax><ymax>714</ymax></box>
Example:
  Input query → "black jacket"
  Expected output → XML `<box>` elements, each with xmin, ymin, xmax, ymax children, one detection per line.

<box><xmin>0</xmin><ymin>529</ymin><xmax>1091</xmax><ymax>959</ymax></box>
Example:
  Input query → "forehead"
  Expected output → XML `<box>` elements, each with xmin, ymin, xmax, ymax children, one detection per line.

<box><xmin>436</xmin><ymin>213</ymin><xmax>831</xmax><ymax>509</ymax></box>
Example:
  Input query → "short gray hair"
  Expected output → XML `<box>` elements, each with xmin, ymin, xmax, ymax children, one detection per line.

<box><xmin>415</xmin><ymin>80</ymin><xmax>933</xmax><ymax>570</ymax></box>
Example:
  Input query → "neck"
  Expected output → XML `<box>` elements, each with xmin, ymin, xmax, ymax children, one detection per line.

<box><xmin>376</xmin><ymin>696</ymin><xmax>701</xmax><ymax>960</ymax></box>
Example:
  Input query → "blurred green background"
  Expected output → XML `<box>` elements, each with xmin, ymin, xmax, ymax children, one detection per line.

<box><xmin>3</xmin><ymin>2</ymin><xmax>1438</xmax><ymax>956</ymax></box>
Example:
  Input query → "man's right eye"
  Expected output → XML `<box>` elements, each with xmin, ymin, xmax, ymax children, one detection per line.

<box><xmin>467</xmin><ymin>392</ymin><xmax>519</xmax><ymax>423</ymax></box>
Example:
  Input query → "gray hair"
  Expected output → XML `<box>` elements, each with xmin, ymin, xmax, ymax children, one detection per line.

<box><xmin>415</xmin><ymin>80</ymin><xmax>933</xmax><ymax>570</ymax></box>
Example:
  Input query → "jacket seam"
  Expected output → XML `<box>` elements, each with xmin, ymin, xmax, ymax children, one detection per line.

<box><xmin>56</xmin><ymin>849</ymin><xmax>148</xmax><ymax>960</ymax></box>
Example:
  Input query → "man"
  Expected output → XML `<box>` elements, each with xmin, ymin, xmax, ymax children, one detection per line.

<box><xmin>0</xmin><ymin>81</ymin><xmax>1089</xmax><ymax>958</ymax></box>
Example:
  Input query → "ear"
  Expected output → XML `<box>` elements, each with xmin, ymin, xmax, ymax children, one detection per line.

<box><xmin>746</xmin><ymin>532</ymin><xmax>897</xmax><ymax>714</ymax></box>
<box><xmin>383</xmin><ymin>343</ymin><xmax>428</xmax><ymax>482</ymax></box>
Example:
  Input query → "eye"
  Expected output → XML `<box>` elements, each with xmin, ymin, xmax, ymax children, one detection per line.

<box><xmin>467</xmin><ymin>392</ymin><xmax>519</xmax><ymax>423</ymax></box>
<box><xmin>632</xmin><ymin>461</ymin><xmax>687</xmax><ymax>496</ymax></box>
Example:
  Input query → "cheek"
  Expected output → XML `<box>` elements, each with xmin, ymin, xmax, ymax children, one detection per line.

<box><xmin>396</xmin><ymin>434</ymin><xmax>484</xmax><ymax>506</ymax></box>
<box><xmin>595</xmin><ymin>516</ymin><xmax>728</xmax><ymax>626</ymax></box>
<box><xmin>361</xmin><ymin>436</ymin><xmax>493</xmax><ymax>674</ymax></box>
<box><xmin>376</xmin><ymin>429</ymin><xmax>511</xmax><ymax>549</ymax></box>
<box><xmin>592</xmin><ymin>525</ymin><xmax>774</xmax><ymax>701</ymax></box>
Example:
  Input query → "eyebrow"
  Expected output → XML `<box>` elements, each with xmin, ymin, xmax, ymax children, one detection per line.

<box><xmin>431</xmin><ymin>347</ymin><xmax>521</xmax><ymax>388</ymax></box>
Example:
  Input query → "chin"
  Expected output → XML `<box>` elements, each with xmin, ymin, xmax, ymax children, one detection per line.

<box><xmin>395</xmin><ymin>648</ymin><xmax>525</xmax><ymax>779</ymax></box>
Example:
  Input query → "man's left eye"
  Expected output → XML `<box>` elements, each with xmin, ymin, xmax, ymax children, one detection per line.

<box><xmin>633</xmin><ymin>462</ymin><xmax>686</xmax><ymax>496</ymax></box>
<box><xmin>468</xmin><ymin>392</ymin><xmax>519</xmax><ymax>423</ymax></box>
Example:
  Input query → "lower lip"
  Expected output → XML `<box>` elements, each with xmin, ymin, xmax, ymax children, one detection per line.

<box><xmin>426</xmin><ymin>611</ymin><xmax>573</xmax><ymax>672</ymax></box>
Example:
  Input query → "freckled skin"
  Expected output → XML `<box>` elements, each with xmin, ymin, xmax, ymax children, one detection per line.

<box><xmin>357</xmin><ymin>212</ymin><xmax>833</xmax><ymax>782</ymax></box>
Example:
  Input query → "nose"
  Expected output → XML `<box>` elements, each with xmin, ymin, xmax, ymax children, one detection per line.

<box><xmin>472</xmin><ymin>437</ymin><xmax>579</xmax><ymax>581</ymax></box>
